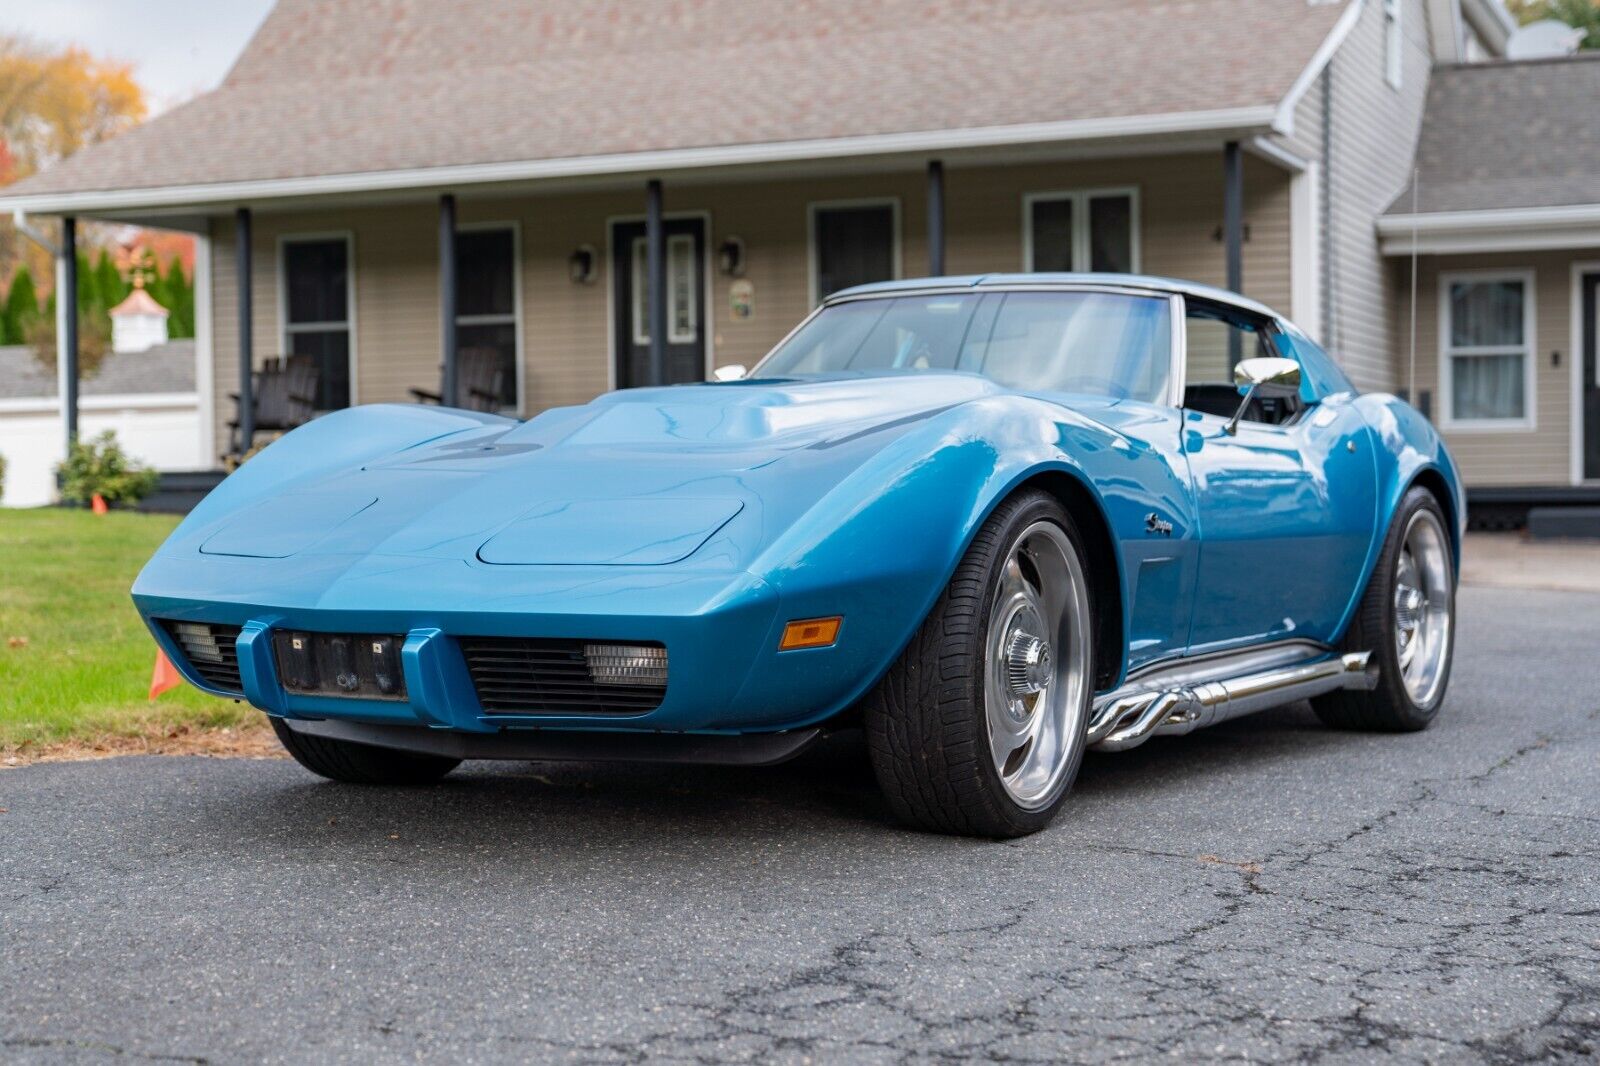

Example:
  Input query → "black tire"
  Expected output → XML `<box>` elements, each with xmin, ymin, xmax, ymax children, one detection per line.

<box><xmin>864</xmin><ymin>491</ymin><xmax>1094</xmax><ymax>838</ymax></box>
<box><xmin>270</xmin><ymin>718</ymin><xmax>461</xmax><ymax>785</ymax></box>
<box><xmin>1313</xmin><ymin>486</ymin><xmax>1455</xmax><ymax>732</ymax></box>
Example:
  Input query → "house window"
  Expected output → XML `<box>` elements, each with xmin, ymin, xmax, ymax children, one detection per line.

<box><xmin>456</xmin><ymin>226</ymin><xmax>520</xmax><ymax>410</ymax></box>
<box><xmin>631</xmin><ymin>233</ymin><xmax>698</xmax><ymax>345</ymax></box>
<box><xmin>1384</xmin><ymin>0</ymin><xmax>1402</xmax><ymax>89</ymax></box>
<box><xmin>281</xmin><ymin>236</ymin><xmax>351</xmax><ymax>411</ymax></box>
<box><xmin>810</xmin><ymin>201</ymin><xmax>898</xmax><ymax>305</ymax></box>
<box><xmin>1024</xmin><ymin>189</ymin><xmax>1139</xmax><ymax>274</ymax></box>
<box><xmin>1441</xmin><ymin>273</ymin><xmax>1535</xmax><ymax>428</ymax></box>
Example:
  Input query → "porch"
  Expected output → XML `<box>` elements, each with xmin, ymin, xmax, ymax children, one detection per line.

<box><xmin>162</xmin><ymin>146</ymin><xmax>1303</xmax><ymax>460</ymax></box>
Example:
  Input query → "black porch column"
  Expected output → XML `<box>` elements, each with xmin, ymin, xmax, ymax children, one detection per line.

<box><xmin>60</xmin><ymin>216</ymin><xmax>79</xmax><ymax>448</ymax></box>
<box><xmin>235</xmin><ymin>207</ymin><xmax>253</xmax><ymax>453</ymax></box>
<box><xmin>927</xmin><ymin>159</ymin><xmax>946</xmax><ymax>277</ymax></box>
<box><xmin>439</xmin><ymin>193</ymin><xmax>459</xmax><ymax>406</ymax></box>
<box><xmin>645</xmin><ymin>179</ymin><xmax>667</xmax><ymax>386</ymax></box>
<box><xmin>1222</xmin><ymin>140</ymin><xmax>1244</xmax><ymax>367</ymax></box>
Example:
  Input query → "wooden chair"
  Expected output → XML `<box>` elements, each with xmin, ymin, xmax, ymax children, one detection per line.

<box><xmin>228</xmin><ymin>355</ymin><xmax>320</xmax><ymax>454</ymax></box>
<box><xmin>410</xmin><ymin>347</ymin><xmax>506</xmax><ymax>413</ymax></box>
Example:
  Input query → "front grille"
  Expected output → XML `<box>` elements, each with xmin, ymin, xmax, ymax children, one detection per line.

<box><xmin>459</xmin><ymin>638</ymin><xmax>667</xmax><ymax>715</ymax></box>
<box><xmin>163</xmin><ymin>621</ymin><xmax>244</xmax><ymax>693</ymax></box>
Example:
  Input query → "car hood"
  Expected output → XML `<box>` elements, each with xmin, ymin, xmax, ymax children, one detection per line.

<box><xmin>193</xmin><ymin>373</ymin><xmax>1014</xmax><ymax>567</ymax></box>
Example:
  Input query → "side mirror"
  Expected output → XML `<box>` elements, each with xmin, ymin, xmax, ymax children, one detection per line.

<box><xmin>1226</xmin><ymin>357</ymin><xmax>1301</xmax><ymax>435</ymax></box>
<box><xmin>712</xmin><ymin>363</ymin><xmax>748</xmax><ymax>382</ymax></box>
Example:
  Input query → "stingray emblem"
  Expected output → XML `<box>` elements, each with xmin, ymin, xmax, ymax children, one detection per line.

<box><xmin>1145</xmin><ymin>513</ymin><xmax>1173</xmax><ymax>537</ymax></box>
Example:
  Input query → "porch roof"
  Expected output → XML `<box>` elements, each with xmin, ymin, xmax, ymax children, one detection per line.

<box><xmin>0</xmin><ymin>0</ymin><xmax>1351</xmax><ymax>218</ymax></box>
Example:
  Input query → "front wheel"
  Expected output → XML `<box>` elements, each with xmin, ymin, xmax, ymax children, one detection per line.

<box><xmin>864</xmin><ymin>491</ymin><xmax>1096</xmax><ymax>837</ymax></box>
<box><xmin>1313</xmin><ymin>486</ymin><xmax>1455</xmax><ymax>731</ymax></box>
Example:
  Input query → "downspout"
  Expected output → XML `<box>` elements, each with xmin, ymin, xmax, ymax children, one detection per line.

<box><xmin>1319</xmin><ymin>67</ymin><xmax>1335</xmax><ymax>356</ymax></box>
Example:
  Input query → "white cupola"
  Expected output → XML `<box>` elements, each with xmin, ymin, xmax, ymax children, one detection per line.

<box><xmin>110</xmin><ymin>283</ymin><xmax>170</xmax><ymax>353</ymax></box>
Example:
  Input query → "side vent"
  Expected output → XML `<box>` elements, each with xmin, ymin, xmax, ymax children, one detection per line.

<box><xmin>163</xmin><ymin>621</ymin><xmax>244</xmax><ymax>694</ymax></box>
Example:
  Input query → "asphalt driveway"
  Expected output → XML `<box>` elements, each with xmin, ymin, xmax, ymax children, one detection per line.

<box><xmin>3</xmin><ymin>585</ymin><xmax>1598</xmax><ymax>1063</ymax></box>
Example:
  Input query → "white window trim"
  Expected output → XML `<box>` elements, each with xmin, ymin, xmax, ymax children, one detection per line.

<box><xmin>1020</xmin><ymin>187</ymin><xmax>1142</xmax><ymax>274</ymax></box>
<box><xmin>1438</xmin><ymin>268</ymin><xmax>1537</xmax><ymax>433</ymax></box>
<box><xmin>1572</xmin><ymin>260</ymin><xmax>1600</xmax><ymax>485</ymax></box>
<box><xmin>806</xmin><ymin>198</ymin><xmax>903</xmax><ymax>308</ymax></box>
<box><xmin>1383</xmin><ymin>0</ymin><xmax>1403</xmax><ymax>90</ymax></box>
<box><xmin>276</xmin><ymin>231</ymin><xmax>357</xmax><ymax>408</ymax></box>
<box><xmin>456</xmin><ymin>220</ymin><xmax>524</xmax><ymax>415</ymax></box>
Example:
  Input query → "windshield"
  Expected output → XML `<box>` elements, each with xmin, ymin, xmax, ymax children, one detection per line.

<box><xmin>756</xmin><ymin>290</ymin><xmax>1172</xmax><ymax>403</ymax></box>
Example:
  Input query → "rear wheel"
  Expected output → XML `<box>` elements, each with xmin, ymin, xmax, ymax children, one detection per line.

<box><xmin>1313</xmin><ymin>486</ymin><xmax>1455</xmax><ymax>731</ymax></box>
<box><xmin>864</xmin><ymin>491</ymin><xmax>1095</xmax><ymax>837</ymax></box>
<box><xmin>270</xmin><ymin>718</ymin><xmax>461</xmax><ymax>785</ymax></box>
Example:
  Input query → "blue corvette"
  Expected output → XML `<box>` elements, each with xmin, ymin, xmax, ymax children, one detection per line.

<box><xmin>134</xmin><ymin>275</ymin><xmax>1461</xmax><ymax>837</ymax></box>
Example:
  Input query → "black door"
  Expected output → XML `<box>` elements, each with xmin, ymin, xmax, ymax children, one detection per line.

<box><xmin>813</xmin><ymin>203</ymin><xmax>895</xmax><ymax>302</ymax></box>
<box><xmin>612</xmin><ymin>218</ymin><xmax>706</xmax><ymax>388</ymax></box>
<box><xmin>1585</xmin><ymin>273</ymin><xmax>1599</xmax><ymax>481</ymax></box>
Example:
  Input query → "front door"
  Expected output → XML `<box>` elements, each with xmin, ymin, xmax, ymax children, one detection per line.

<box><xmin>1180</xmin><ymin>300</ymin><xmax>1378</xmax><ymax>653</ymax></box>
<box><xmin>611</xmin><ymin>218</ymin><xmax>706</xmax><ymax>388</ymax></box>
<box><xmin>1584</xmin><ymin>273</ymin><xmax>1599</xmax><ymax>480</ymax></box>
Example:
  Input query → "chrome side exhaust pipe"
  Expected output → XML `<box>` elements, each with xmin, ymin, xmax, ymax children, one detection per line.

<box><xmin>1088</xmin><ymin>651</ymin><xmax>1374</xmax><ymax>753</ymax></box>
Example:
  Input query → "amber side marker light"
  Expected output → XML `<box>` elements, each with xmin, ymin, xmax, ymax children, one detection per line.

<box><xmin>779</xmin><ymin>617</ymin><xmax>842</xmax><ymax>651</ymax></box>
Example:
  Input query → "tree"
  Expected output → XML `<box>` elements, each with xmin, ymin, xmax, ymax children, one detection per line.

<box><xmin>0</xmin><ymin>36</ymin><xmax>145</xmax><ymax>178</ymax></box>
<box><xmin>0</xmin><ymin>36</ymin><xmax>147</xmax><ymax>304</ymax></box>
<box><xmin>1507</xmin><ymin>0</ymin><xmax>1600</xmax><ymax>48</ymax></box>
<box><xmin>2</xmin><ymin>264</ymin><xmax>40</xmax><ymax>344</ymax></box>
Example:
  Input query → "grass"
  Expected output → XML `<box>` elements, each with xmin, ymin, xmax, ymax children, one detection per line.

<box><xmin>0</xmin><ymin>508</ymin><xmax>259</xmax><ymax>750</ymax></box>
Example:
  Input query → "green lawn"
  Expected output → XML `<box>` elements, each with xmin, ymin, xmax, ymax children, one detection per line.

<box><xmin>0</xmin><ymin>508</ymin><xmax>255</xmax><ymax>748</ymax></box>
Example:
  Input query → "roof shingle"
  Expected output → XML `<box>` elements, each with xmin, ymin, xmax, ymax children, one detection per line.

<box><xmin>1387</xmin><ymin>53</ymin><xmax>1600</xmax><ymax>216</ymax></box>
<box><xmin>4</xmin><ymin>0</ymin><xmax>1348</xmax><ymax>201</ymax></box>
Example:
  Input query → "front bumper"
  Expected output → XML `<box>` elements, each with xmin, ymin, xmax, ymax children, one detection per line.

<box><xmin>133</xmin><ymin>550</ymin><xmax>875</xmax><ymax>735</ymax></box>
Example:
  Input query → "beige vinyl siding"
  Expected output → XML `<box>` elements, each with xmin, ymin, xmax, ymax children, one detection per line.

<box><xmin>207</xmin><ymin>154</ymin><xmax>1292</xmax><ymax>445</ymax></box>
<box><xmin>1319</xmin><ymin>0</ymin><xmax>1435</xmax><ymax>392</ymax></box>
<box><xmin>1399</xmin><ymin>250</ymin><xmax>1577</xmax><ymax>487</ymax></box>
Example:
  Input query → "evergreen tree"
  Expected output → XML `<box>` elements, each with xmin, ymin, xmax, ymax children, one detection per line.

<box><xmin>165</xmin><ymin>257</ymin><xmax>194</xmax><ymax>338</ymax></box>
<box><xmin>2</xmin><ymin>265</ymin><xmax>40</xmax><ymax>345</ymax></box>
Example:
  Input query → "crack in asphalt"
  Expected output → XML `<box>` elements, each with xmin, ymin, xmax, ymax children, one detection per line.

<box><xmin>2</xmin><ymin>589</ymin><xmax>1598</xmax><ymax>1062</ymax></box>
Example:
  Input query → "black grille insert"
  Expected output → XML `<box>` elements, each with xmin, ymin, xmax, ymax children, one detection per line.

<box><xmin>163</xmin><ymin>621</ymin><xmax>244</xmax><ymax>693</ymax></box>
<box><xmin>274</xmin><ymin>631</ymin><xmax>408</xmax><ymax>701</ymax></box>
<box><xmin>459</xmin><ymin>638</ymin><xmax>667</xmax><ymax>715</ymax></box>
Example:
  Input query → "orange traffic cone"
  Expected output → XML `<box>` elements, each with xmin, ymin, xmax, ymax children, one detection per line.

<box><xmin>149</xmin><ymin>648</ymin><xmax>182</xmax><ymax>700</ymax></box>
<box><xmin>91</xmin><ymin>493</ymin><xmax>108</xmax><ymax>515</ymax></box>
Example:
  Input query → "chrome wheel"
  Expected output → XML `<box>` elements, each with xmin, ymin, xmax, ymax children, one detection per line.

<box><xmin>982</xmin><ymin>520</ymin><xmax>1092</xmax><ymax>811</ymax></box>
<box><xmin>1393</xmin><ymin>508</ymin><xmax>1452</xmax><ymax>707</ymax></box>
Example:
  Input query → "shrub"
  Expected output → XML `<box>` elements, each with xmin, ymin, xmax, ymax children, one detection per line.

<box><xmin>0</xmin><ymin>450</ymin><xmax>7</xmax><ymax>503</ymax></box>
<box><xmin>56</xmin><ymin>431</ymin><xmax>159</xmax><ymax>506</ymax></box>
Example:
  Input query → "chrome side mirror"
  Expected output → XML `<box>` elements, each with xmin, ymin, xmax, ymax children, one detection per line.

<box><xmin>712</xmin><ymin>363</ymin><xmax>748</xmax><ymax>382</ymax></box>
<box><xmin>1226</xmin><ymin>357</ymin><xmax>1301</xmax><ymax>435</ymax></box>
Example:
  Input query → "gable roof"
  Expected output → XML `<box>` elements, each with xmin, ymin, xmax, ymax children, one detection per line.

<box><xmin>1386</xmin><ymin>53</ymin><xmax>1600</xmax><ymax>216</ymax></box>
<box><xmin>1</xmin><ymin>0</ymin><xmax>1350</xmax><ymax>211</ymax></box>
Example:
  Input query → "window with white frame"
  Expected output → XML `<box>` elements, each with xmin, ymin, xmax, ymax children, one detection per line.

<box><xmin>1442</xmin><ymin>273</ymin><xmax>1534</xmax><ymax>427</ymax></box>
<box><xmin>631</xmin><ymin>234</ymin><xmax>698</xmax><ymax>345</ymax></box>
<box><xmin>281</xmin><ymin>236</ymin><xmax>352</xmax><ymax>410</ymax></box>
<box><xmin>1024</xmin><ymin>189</ymin><xmax>1139</xmax><ymax>274</ymax></box>
<box><xmin>1383</xmin><ymin>0</ymin><xmax>1402</xmax><ymax>89</ymax></box>
<box><xmin>456</xmin><ymin>226</ymin><xmax>519</xmax><ymax>410</ymax></box>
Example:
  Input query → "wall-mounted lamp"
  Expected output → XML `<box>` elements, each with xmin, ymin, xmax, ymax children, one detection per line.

<box><xmin>717</xmin><ymin>236</ymin><xmax>746</xmax><ymax>278</ymax></box>
<box><xmin>568</xmin><ymin>244</ymin><xmax>598</xmax><ymax>284</ymax></box>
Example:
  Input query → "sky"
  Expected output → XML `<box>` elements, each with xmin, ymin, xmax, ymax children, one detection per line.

<box><xmin>3</xmin><ymin>0</ymin><xmax>278</xmax><ymax>113</ymax></box>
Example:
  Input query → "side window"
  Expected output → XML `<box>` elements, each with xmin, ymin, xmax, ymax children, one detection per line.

<box><xmin>1183</xmin><ymin>300</ymin><xmax>1301</xmax><ymax>425</ymax></box>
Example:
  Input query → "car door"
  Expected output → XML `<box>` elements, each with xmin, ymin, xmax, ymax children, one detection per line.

<box><xmin>1180</xmin><ymin>298</ymin><xmax>1378</xmax><ymax>653</ymax></box>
